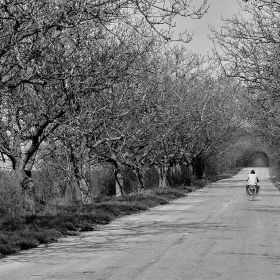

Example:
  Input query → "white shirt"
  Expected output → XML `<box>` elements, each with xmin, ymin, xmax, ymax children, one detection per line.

<box><xmin>248</xmin><ymin>174</ymin><xmax>258</xmax><ymax>185</ymax></box>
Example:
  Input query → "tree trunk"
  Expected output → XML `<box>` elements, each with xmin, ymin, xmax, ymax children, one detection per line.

<box><xmin>188</xmin><ymin>163</ymin><xmax>193</xmax><ymax>177</ymax></box>
<box><xmin>136</xmin><ymin>170</ymin><xmax>145</xmax><ymax>193</ymax></box>
<box><xmin>160</xmin><ymin>172</ymin><xmax>169</xmax><ymax>188</ymax></box>
<box><xmin>155</xmin><ymin>164</ymin><xmax>170</xmax><ymax>188</ymax></box>
<box><xmin>79</xmin><ymin>177</ymin><xmax>91</xmax><ymax>204</ymax></box>
<box><xmin>115</xmin><ymin>168</ymin><xmax>124</xmax><ymax>197</ymax></box>
<box><xmin>15</xmin><ymin>162</ymin><xmax>36</xmax><ymax>214</ymax></box>
<box><xmin>69</xmin><ymin>142</ymin><xmax>91</xmax><ymax>205</ymax></box>
<box><xmin>176</xmin><ymin>163</ymin><xmax>182</xmax><ymax>178</ymax></box>
<box><xmin>170</xmin><ymin>164</ymin><xmax>176</xmax><ymax>178</ymax></box>
<box><xmin>72</xmin><ymin>180</ymin><xmax>83</xmax><ymax>206</ymax></box>
<box><xmin>193</xmin><ymin>155</ymin><xmax>205</xmax><ymax>179</ymax></box>
<box><xmin>107</xmin><ymin>156</ymin><xmax>125</xmax><ymax>197</ymax></box>
<box><xmin>174</xmin><ymin>163</ymin><xmax>182</xmax><ymax>184</ymax></box>
<box><xmin>72</xmin><ymin>172</ymin><xmax>91</xmax><ymax>205</ymax></box>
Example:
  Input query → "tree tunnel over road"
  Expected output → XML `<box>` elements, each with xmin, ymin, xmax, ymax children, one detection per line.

<box><xmin>250</xmin><ymin>151</ymin><xmax>269</xmax><ymax>167</ymax></box>
<box><xmin>239</xmin><ymin>151</ymin><xmax>270</xmax><ymax>167</ymax></box>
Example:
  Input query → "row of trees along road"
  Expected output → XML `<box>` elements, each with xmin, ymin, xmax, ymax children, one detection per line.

<box><xmin>211</xmin><ymin>0</ymin><xmax>280</xmax><ymax>171</ymax></box>
<box><xmin>0</xmin><ymin>0</ymin><xmax>247</xmax><ymax>214</ymax></box>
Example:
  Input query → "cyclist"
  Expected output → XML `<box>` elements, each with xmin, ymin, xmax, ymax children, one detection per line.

<box><xmin>247</xmin><ymin>169</ymin><xmax>260</xmax><ymax>195</ymax></box>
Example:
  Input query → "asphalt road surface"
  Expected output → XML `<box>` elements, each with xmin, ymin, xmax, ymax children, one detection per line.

<box><xmin>1</xmin><ymin>167</ymin><xmax>280</xmax><ymax>280</ymax></box>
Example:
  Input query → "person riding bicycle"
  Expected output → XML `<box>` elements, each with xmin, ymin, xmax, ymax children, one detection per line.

<box><xmin>247</xmin><ymin>170</ymin><xmax>260</xmax><ymax>195</ymax></box>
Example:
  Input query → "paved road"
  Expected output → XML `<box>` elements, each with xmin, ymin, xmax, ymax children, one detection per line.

<box><xmin>1</xmin><ymin>167</ymin><xmax>280</xmax><ymax>280</ymax></box>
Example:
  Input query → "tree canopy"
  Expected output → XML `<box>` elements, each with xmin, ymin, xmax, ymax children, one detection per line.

<box><xmin>0</xmin><ymin>0</ymin><xmax>259</xmax><ymax>212</ymax></box>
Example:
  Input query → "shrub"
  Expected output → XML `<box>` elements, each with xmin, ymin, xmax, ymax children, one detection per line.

<box><xmin>16</xmin><ymin>237</ymin><xmax>40</xmax><ymax>250</ymax></box>
<box><xmin>32</xmin><ymin>229</ymin><xmax>63</xmax><ymax>243</ymax></box>
<box><xmin>0</xmin><ymin>216</ymin><xmax>25</xmax><ymax>231</ymax></box>
<box><xmin>0</xmin><ymin>172</ymin><xmax>22</xmax><ymax>216</ymax></box>
<box><xmin>0</xmin><ymin>244</ymin><xmax>20</xmax><ymax>256</ymax></box>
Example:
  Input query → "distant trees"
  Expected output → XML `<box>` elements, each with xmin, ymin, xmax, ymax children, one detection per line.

<box><xmin>210</xmin><ymin>0</ymin><xmax>280</xmax><ymax>169</ymax></box>
<box><xmin>211</xmin><ymin>1</ymin><xmax>280</xmax><ymax>92</ymax></box>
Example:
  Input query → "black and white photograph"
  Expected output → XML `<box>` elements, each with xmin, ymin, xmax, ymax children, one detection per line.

<box><xmin>1</xmin><ymin>0</ymin><xmax>280</xmax><ymax>279</ymax></box>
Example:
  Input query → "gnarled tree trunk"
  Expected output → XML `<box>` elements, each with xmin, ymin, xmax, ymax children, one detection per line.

<box><xmin>136</xmin><ymin>169</ymin><xmax>145</xmax><ymax>193</ymax></box>
<box><xmin>155</xmin><ymin>163</ymin><xmax>170</xmax><ymax>188</ymax></box>
<box><xmin>14</xmin><ymin>159</ymin><xmax>36</xmax><ymax>214</ymax></box>
<box><xmin>192</xmin><ymin>154</ymin><xmax>205</xmax><ymax>179</ymax></box>
<box><xmin>115</xmin><ymin>167</ymin><xmax>124</xmax><ymax>197</ymax></box>
<box><xmin>71</xmin><ymin>180</ymin><xmax>83</xmax><ymax>206</ymax></box>
<box><xmin>68</xmin><ymin>140</ymin><xmax>91</xmax><ymax>205</ymax></box>
<box><xmin>107</xmin><ymin>155</ymin><xmax>125</xmax><ymax>197</ymax></box>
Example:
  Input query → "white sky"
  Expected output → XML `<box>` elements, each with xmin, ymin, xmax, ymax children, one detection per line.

<box><xmin>175</xmin><ymin>0</ymin><xmax>248</xmax><ymax>55</ymax></box>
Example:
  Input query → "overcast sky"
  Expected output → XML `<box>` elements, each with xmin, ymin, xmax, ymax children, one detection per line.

<box><xmin>176</xmin><ymin>0</ymin><xmax>248</xmax><ymax>55</ymax></box>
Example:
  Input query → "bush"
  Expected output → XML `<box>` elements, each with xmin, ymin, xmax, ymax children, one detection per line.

<box><xmin>0</xmin><ymin>216</ymin><xmax>26</xmax><ymax>231</ymax></box>
<box><xmin>0</xmin><ymin>244</ymin><xmax>20</xmax><ymax>256</ymax></box>
<box><xmin>0</xmin><ymin>172</ymin><xmax>22</xmax><ymax>216</ymax></box>
<box><xmin>32</xmin><ymin>230</ymin><xmax>63</xmax><ymax>243</ymax></box>
<box><xmin>16</xmin><ymin>237</ymin><xmax>40</xmax><ymax>250</ymax></box>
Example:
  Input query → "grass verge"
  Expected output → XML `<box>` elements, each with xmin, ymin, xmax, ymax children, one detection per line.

<box><xmin>268</xmin><ymin>167</ymin><xmax>280</xmax><ymax>191</ymax></box>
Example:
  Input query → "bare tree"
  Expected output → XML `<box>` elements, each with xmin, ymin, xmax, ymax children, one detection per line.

<box><xmin>0</xmin><ymin>0</ymin><xmax>210</xmax><ymax>212</ymax></box>
<box><xmin>210</xmin><ymin>0</ymin><xmax>280</xmax><ymax>167</ymax></box>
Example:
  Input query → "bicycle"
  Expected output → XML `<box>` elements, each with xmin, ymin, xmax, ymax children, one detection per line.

<box><xmin>247</xmin><ymin>184</ymin><xmax>257</xmax><ymax>201</ymax></box>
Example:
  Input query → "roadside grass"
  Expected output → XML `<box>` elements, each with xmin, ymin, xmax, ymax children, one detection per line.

<box><xmin>269</xmin><ymin>167</ymin><xmax>280</xmax><ymax>191</ymax></box>
<box><xmin>0</xmin><ymin>169</ymin><xmax>241</xmax><ymax>258</ymax></box>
